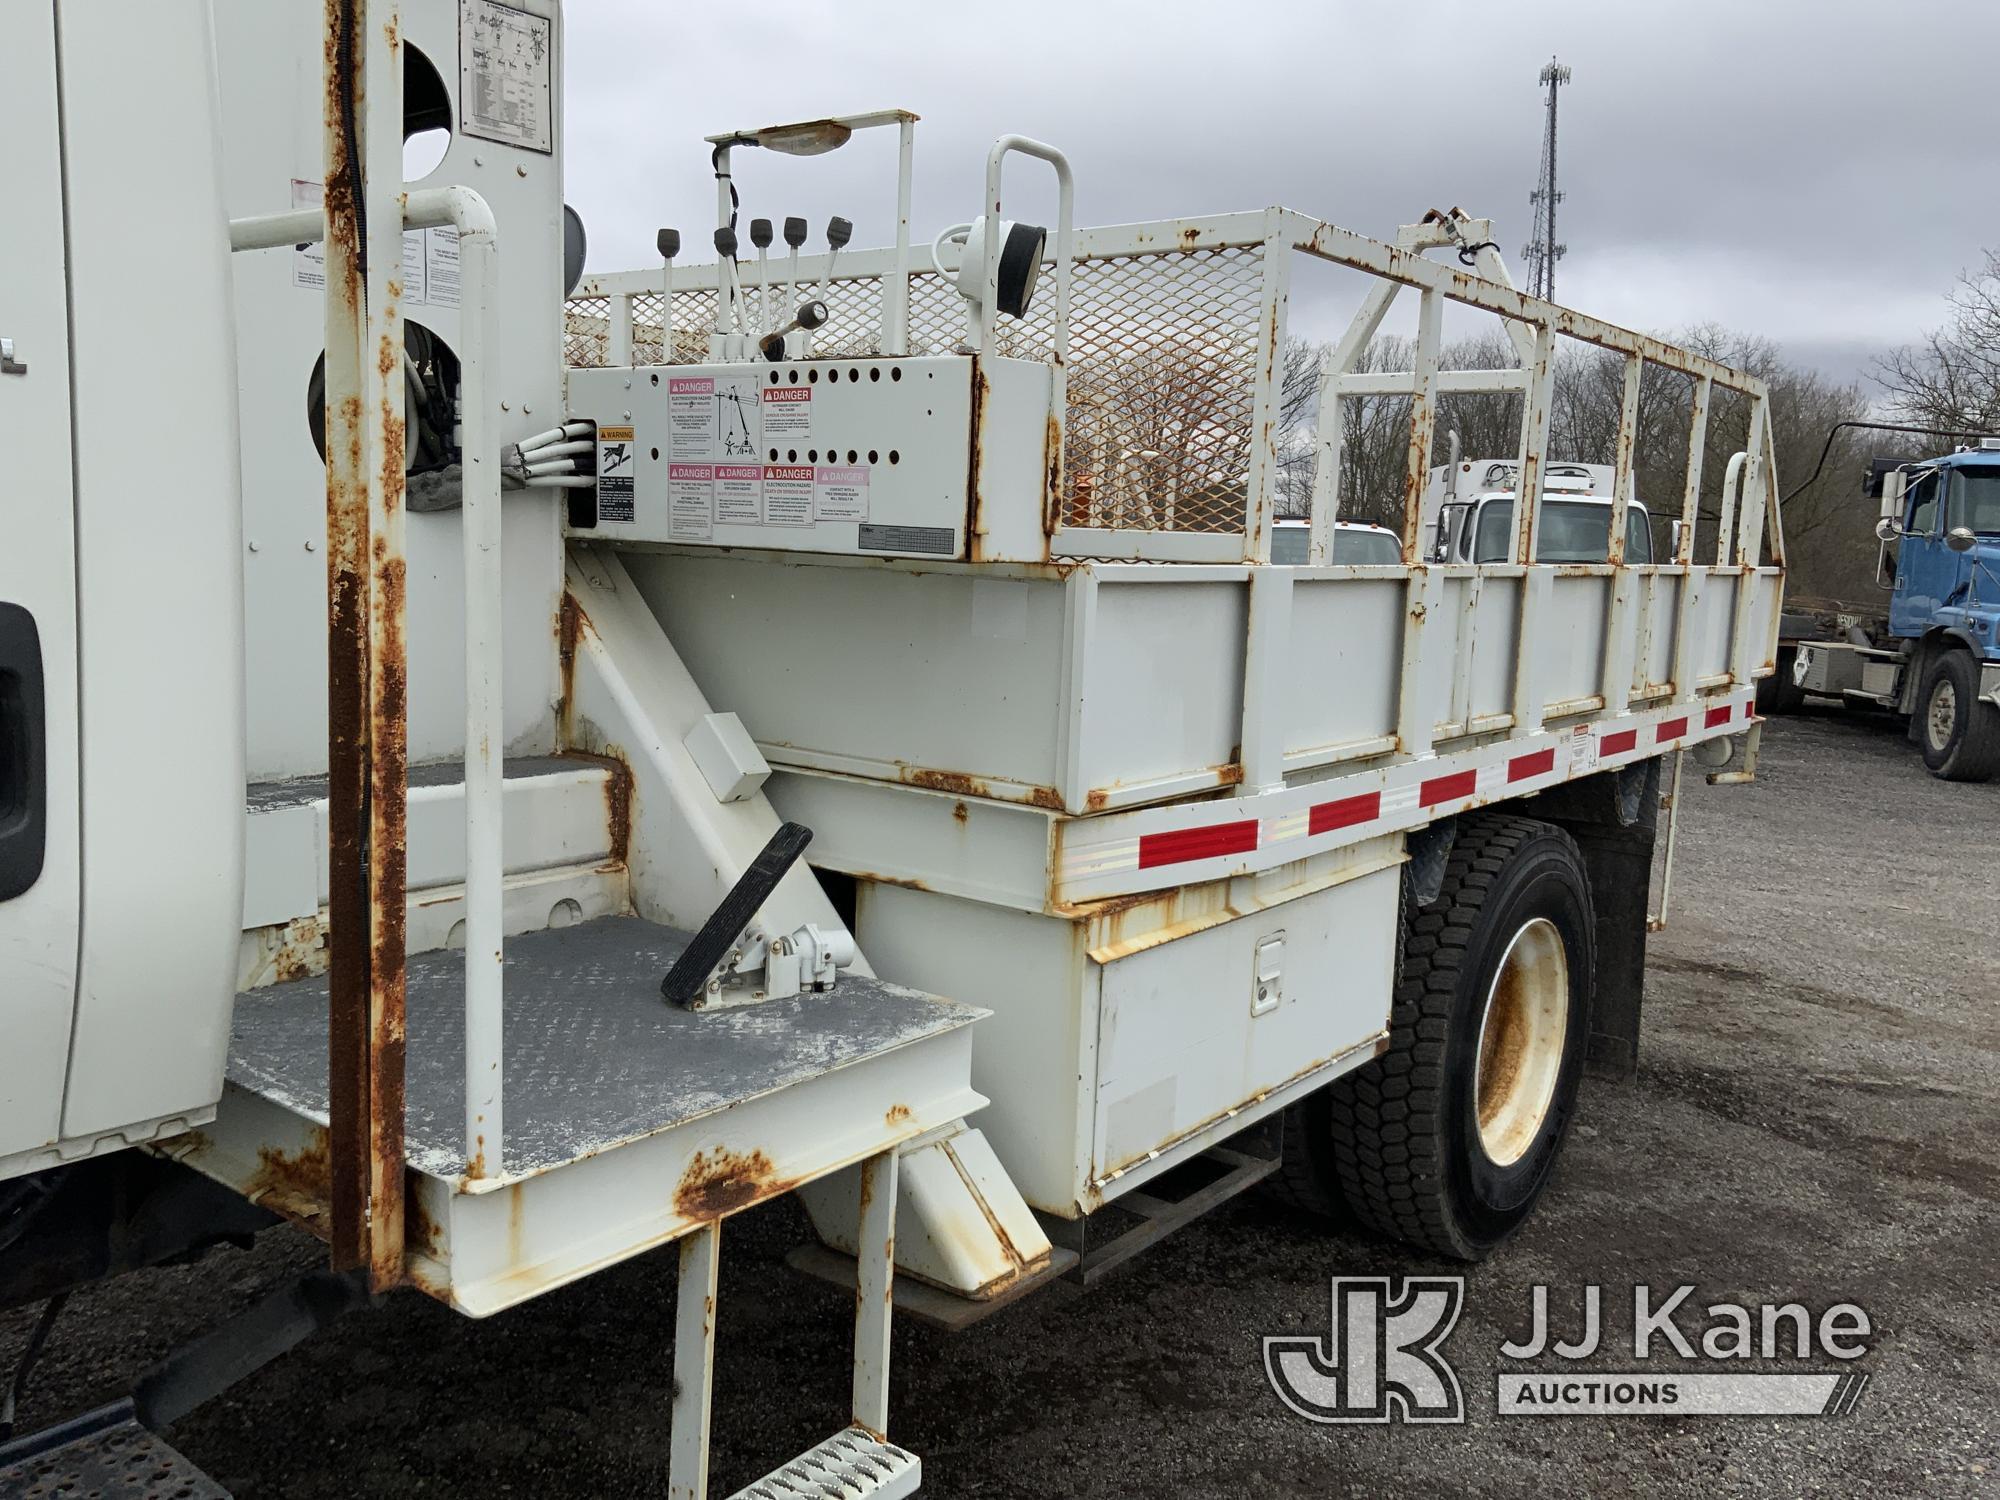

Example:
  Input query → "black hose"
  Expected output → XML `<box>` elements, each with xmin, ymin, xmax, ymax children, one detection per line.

<box><xmin>1783</xmin><ymin>419</ymin><xmax>1991</xmax><ymax>506</ymax></box>
<box><xmin>337</xmin><ymin>0</ymin><xmax>368</xmax><ymax>297</ymax></box>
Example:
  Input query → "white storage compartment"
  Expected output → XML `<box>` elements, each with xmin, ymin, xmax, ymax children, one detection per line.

<box><xmin>851</xmin><ymin>850</ymin><xmax>1398</xmax><ymax>1215</ymax></box>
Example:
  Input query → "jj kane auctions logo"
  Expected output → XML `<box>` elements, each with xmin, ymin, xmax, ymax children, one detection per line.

<box><xmin>1265</xmin><ymin>1278</ymin><xmax>1873</xmax><ymax>1422</ymax></box>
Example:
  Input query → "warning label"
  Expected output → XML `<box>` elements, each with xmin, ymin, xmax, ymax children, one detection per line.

<box><xmin>715</xmin><ymin>464</ymin><xmax>764</xmax><ymax>524</ymax></box>
<box><xmin>596</xmin><ymin>425</ymin><xmax>636</xmax><ymax>524</ymax></box>
<box><xmin>290</xmin><ymin>178</ymin><xmax>458</xmax><ymax>307</ymax></box>
<box><xmin>668</xmin><ymin>377</ymin><xmax>715</xmax><ymax>459</ymax></box>
<box><xmin>670</xmin><ymin>375</ymin><xmax>762</xmax><ymax>462</ymax></box>
<box><xmin>762</xmin><ymin>465</ymin><xmax>815</xmax><ymax>526</ymax></box>
<box><xmin>1569</xmin><ymin>722</ymin><xmax>1599</xmax><ymax>773</ymax></box>
<box><xmin>762</xmin><ymin>385</ymin><xmax>812</xmax><ymax>442</ymax></box>
<box><xmin>814</xmin><ymin>465</ymin><xmax>870</xmax><ymax>522</ymax></box>
<box><xmin>668</xmin><ymin>463</ymin><xmax>715</xmax><ymax>540</ymax></box>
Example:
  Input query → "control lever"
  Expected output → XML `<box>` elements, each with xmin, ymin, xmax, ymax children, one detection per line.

<box><xmin>656</xmin><ymin>228</ymin><xmax>680</xmax><ymax>363</ymax></box>
<box><xmin>758</xmin><ymin>300</ymin><xmax>829</xmax><ymax>362</ymax></box>
<box><xmin>749</xmin><ymin>218</ymin><xmax>774</xmax><ymax>335</ymax></box>
<box><xmin>782</xmin><ymin>215</ymin><xmax>808</xmax><ymax>331</ymax></box>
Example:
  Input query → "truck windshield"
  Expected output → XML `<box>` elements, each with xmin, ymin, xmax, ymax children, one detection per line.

<box><xmin>1947</xmin><ymin>469</ymin><xmax>2000</xmax><ymax>534</ymax></box>
<box><xmin>1472</xmin><ymin>499</ymin><xmax>1652</xmax><ymax>563</ymax></box>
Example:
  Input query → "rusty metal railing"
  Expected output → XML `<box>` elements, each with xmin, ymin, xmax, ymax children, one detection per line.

<box><xmin>231</xmin><ymin>0</ymin><xmax>503</xmax><ymax>1291</ymax></box>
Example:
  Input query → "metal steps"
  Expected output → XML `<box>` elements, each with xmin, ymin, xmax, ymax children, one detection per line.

<box><xmin>728</xmin><ymin>1427</ymin><xmax>921</xmax><ymax>1500</ymax></box>
<box><xmin>0</xmin><ymin>1413</ymin><xmax>229</xmax><ymax>1500</ymax></box>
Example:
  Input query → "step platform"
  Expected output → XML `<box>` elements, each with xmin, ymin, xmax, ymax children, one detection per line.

<box><xmin>175</xmin><ymin>915</ymin><xmax>985</xmax><ymax>1316</ymax></box>
<box><xmin>728</xmin><ymin>1427</ymin><xmax>921</xmax><ymax>1499</ymax></box>
<box><xmin>0</xmin><ymin>1414</ymin><xmax>230</xmax><ymax>1500</ymax></box>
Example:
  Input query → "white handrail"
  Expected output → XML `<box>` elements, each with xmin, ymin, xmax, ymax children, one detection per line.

<box><xmin>229</xmin><ymin>185</ymin><xmax>504</xmax><ymax>1182</ymax></box>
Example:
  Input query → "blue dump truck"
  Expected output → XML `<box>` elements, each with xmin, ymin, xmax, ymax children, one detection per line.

<box><xmin>1771</xmin><ymin>439</ymin><xmax>2000</xmax><ymax>781</ymax></box>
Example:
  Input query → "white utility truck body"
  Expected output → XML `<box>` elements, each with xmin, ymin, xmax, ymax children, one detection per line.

<box><xmin>0</xmin><ymin>3</ymin><xmax>1786</xmax><ymax>1493</ymax></box>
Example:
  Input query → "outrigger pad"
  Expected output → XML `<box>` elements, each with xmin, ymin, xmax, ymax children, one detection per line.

<box><xmin>660</xmin><ymin>821</ymin><xmax>814</xmax><ymax>1009</ymax></box>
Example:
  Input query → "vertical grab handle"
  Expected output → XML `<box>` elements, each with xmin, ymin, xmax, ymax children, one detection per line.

<box><xmin>979</xmin><ymin>136</ymin><xmax>1074</xmax><ymax>361</ymax></box>
<box><xmin>0</xmin><ymin>602</ymin><xmax>47</xmax><ymax>902</ymax></box>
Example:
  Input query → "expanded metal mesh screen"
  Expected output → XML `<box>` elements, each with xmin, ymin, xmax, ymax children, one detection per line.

<box><xmin>564</xmin><ymin>244</ymin><xmax>1269</xmax><ymax>535</ymax></box>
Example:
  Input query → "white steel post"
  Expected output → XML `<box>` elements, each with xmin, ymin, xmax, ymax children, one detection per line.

<box><xmin>1508</xmin><ymin>323</ymin><xmax>1558</xmax><ymax>737</ymax></box>
<box><xmin>1512</xmin><ymin>322</ymin><xmax>1558</xmax><ymax>564</ymax></box>
<box><xmin>886</xmin><ymin>117</ymin><xmax>914</xmax><ymax>357</ymax></box>
<box><xmin>1054</xmin><ymin>571</ymin><xmax>1098</xmax><ymax>813</ymax></box>
<box><xmin>1671</xmin><ymin>376</ymin><xmax>1712</xmax><ymax>704</ymax></box>
<box><xmin>1648</xmin><ymin>749</ymin><xmax>1686</xmax><ymax>930</ymax></box>
<box><xmin>1602</xmin><ymin>354</ymin><xmax>1644</xmax><ymax>713</ymax></box>
<box><xmin>852</xmin><ymin>1149</ymin><xmax>900</xmax><ymax>1437</ymax></box>
<box><xmin>1399</xmin><ymin>287</ymin><xmax>1444</xmax><ymax>564</ymax></box>
<box><xmin>1727</xmin><ymin>397</ymin><xmax>1772</xmax><ymax>689</ymax></box>
<box><xmin>608</xmin><ymin>292</ymin><xmax>633</xmax><ymax>368</ymax></box>
<box><xmin>1239</xmin><ymin>568</ymin><xmax>1295</xmax><ymax>793</ymax></box>
<box><xmin>1716</xmin><ymin>451</ymin><xmax>1746</xmax><ymax>567</ymax></box>
<box><xmin>1242</xmin><ymin>212</ymin><xmax>1293</xmax><ymax>562</ymax></box>
<box><xmin>405</xmin><ymin>188</ymin><xmax>507</xmax><ymax>1182</ymax></box>
<box><xmin>1305</xmin><ymin>348</ymin><xmax>1343</xmax><ymax>566</ymax></box>
<box><xmin>669</xmin><ymin>1222</ymin><xmax>722</xmax><ymax>1500</ymax></box>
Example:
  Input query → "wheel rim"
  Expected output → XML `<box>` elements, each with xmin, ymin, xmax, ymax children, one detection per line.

<box><xmin>1473</xmin><ymin>917</ymin><xmax>1570</xmax><ymax>1167</ymax></box>
<box><xmin>1928</xmin><ymin>678</ymin><xmax>1958</xmax><ymax>753</ymax></box>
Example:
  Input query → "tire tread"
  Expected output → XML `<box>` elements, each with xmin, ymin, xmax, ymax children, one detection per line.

<box><xmin>1325</xmin><ymin>813</ymin><xmax>1576</xmax><ymax>1259</ymax></box>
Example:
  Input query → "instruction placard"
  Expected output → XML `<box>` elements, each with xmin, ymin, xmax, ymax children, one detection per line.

<box><xmin>596</xmin><ymin>425</ymin><xmax>635</xmax><ymax>523</ymax></box>
<box><xmin>715</xmin><ymin>464</ymin><xmax>764</xmax><ymax>524</ymax></box>
<box><xmin>668</xmin><ymin>377</ymin><xmax>716</xmax><ymax>459</ymax></box>
<box><xmin>460</xmin><ymin>0</ymin><xmax>553</xmax><ymax>154</ymax></box>
<box><xmin>762</xmin><ymin>386</ymin><xmax>812</xmax><ymax>443</ymax></box>
<box><xmin>669</xmin><ymin>374</ymin><xmax>761</xmax><ymax>462</ymax></box>
<box><xmin>1569</xmin><ymin>722</ymin><xmax>1599</xmax><ymax>773</ymax></box>
<box><xmin>762</xmin><ymin>465</ymin><xmax>815</xmax><ymax>526</ymax></box>
<box><xmin>290</xmin><ymin>179</ymin><xmax>457</xmax><ymax>307</ymax></box>
<box><xmin>814</xmin><ymin>465</ymin><xmax>870</xmax><ymax>522</ymax></box>
<box><xmin>668</xmin><ymin>464</ymin><xmax>715</xmax><ymax>540</ymax></box>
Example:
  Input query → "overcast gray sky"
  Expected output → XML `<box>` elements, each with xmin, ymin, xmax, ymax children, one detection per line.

<box><xmin>560</xmin><ymin>0</ymin><xmax>1998</xmax><ymax>387</ymax></box>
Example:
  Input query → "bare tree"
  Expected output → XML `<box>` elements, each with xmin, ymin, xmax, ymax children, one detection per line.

<box><xmin>1874</xmin><ymin>249</ymin><xmax>2000</xmax><ymax>433</ymax></box>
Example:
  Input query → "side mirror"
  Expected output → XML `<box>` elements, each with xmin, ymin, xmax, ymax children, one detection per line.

<box><xmin>1875</xmin><ymin>516</ymin><xmax>1903</xmax><ymax>543</ymax></box>
<box><xmin>1947</xmin><ymin>526</ymin><xmax>1978</xmax><ymax>553</ymax></box>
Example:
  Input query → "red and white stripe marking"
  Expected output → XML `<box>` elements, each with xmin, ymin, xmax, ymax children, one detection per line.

<box><xmin>1060</xmin><ymin>692</ymin><xmax>1754</xmax><ymax>903</ymax></box>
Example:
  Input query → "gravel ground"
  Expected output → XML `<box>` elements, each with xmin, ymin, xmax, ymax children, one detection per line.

<box><xmin>5</xmin><ymin>709</ymin><xmax>1996</xmax><ymax>1497</ymax></box>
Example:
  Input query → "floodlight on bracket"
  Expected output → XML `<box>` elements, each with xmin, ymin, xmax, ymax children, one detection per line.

<box><xmin>701</xmin><ymin>109</ymin><xmax>919</xmax><ymax>357</ymax></box>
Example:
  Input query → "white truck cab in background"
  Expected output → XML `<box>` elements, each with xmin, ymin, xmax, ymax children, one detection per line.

<box><xmin>1428</xmin><ymin>459</ymin><xmax>1656</xmax><ymax>564</ymax></box>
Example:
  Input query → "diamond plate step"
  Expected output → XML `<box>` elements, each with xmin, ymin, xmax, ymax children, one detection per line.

<box><xmin>0</xmin><ymin>1416</ymin><xmax>230</xmax><ymax>1499</ymax></box>
<box><xmin>728</xmin><ymin>1427</ymin><xmax>921</xmax><ymax>1499</ymax></box>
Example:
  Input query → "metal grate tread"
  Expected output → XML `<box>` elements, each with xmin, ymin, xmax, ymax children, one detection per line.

<box><xmin>0</xmin><ymin>1417</ymin><xmax>229</xmax><ymax>1500</ymax></box>
<box><xmin>728</xmin><ymin>1426</ymin><xmax>920</xmax><ymax>1499</ymax></box>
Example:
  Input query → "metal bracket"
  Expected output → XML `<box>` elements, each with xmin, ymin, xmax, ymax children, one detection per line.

<box><xmin>1</xmin><ymin>338</ymin><xmax>26</xmax><ymax>375</ymax></box>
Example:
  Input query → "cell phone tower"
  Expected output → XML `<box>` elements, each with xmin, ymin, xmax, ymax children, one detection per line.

<box><xmin>1522</xmin><ymin>57</ymin><xmax>1570</xmax><ymax>303</ymax></box>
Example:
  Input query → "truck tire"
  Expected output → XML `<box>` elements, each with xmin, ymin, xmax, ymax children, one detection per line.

<box><xmin>1267</xmin><ymin>1091</ymin><xmax>1344</xmax><ymax>1220</ymax></box>
<box><xmin>1324</xmin><ymin>814</ymin><xmax>1595</xmax><ymax>1260</ymax></box>
<box><xmin>1756</xmin><ymin>645</ymin><xmax>1807</xmax><ymax>715</ymax></box>
<box><xmin>1918</xmin><ymin>649</ymin><xmax>2000</xmax><ymax>782</ymax></box>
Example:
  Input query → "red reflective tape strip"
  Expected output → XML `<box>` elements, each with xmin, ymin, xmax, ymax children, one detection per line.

<box><xmin>1704</xmin><ymin>704</ymin><xmax>1734</xmax><ymax>728</ymax></box>
<box><xmin>1137</xmin><ymin>818</ymin><xmax>1259</xmax><ymax>870</ymax></box>
<box><xmin>1309</xmin><ymin>790</ymin><xmax>1381</xmax><ymax>835</ymax></box>
<box><xmin>1601</xmin><ymin>729</ymin><xmax>1638</xmax><ymax>755</ymax></box>
<box><xmin>1508</xmin><ymin>748</ymin><xmax>1556</xmax><ymax>782</ymax></box>
<box><xmin>1419</xmin><ymin>768</ymin><xmax>1478</xmax><ymax>807</ymax></box>
<box><xmin>1656</xmin><ymin>716</ymin><xmax>1688</xmax><ymax>742</ymax></box>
